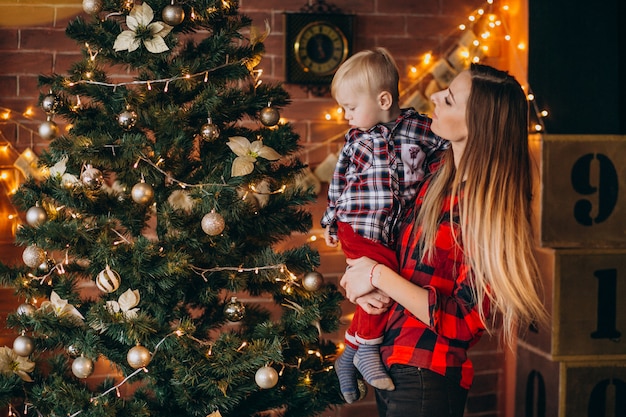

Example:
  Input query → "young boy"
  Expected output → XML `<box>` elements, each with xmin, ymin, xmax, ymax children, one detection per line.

<box><xmin>321</xmin><ymin>48</ymin><xmax>447</xmax><ymax>403</ymax></box>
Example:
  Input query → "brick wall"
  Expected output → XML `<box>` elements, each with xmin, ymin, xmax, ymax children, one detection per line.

<box><xmin>0</xmin><ymin>1</ymin><xmax>525</xmax><ymax>416</ymax></box>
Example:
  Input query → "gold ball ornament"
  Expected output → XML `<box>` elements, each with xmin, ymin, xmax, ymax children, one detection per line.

<box><xmin>80</xmin><ymin>165</ymin><xmax>104</xmax><ymax>190</ymax></box>
<box><xmin>131</xmin><ymin>181</ymin><xmax>155</xmax><ymax>204</ymax></box>
<box><xmin>223</xmin><ymin>296</ymin><xmax>245</xmax><ymax>322</ymax></box>
<box><xmin>127</xmin><ymin>344</ymin><xmax>152</xmax><ymax>369</ymax></box>
<box><xmin>17</xmin><ymin>303</ymin><xmax>36</xmax><ymax>316</ymax></box>
<box><xmin>72</xmin><ymin>355</ymin><xmax>94</xmax><ymax>378</ymax></box>
<box><xmin>38</xmin><ymin>119</ymin><xmax>59</xmax><ymax>140</ymax></box>
<box><xmin>41</xmin><ymin>94</ymin><xmax>59</xmax><ymax>114</ymax></box>
<box><xmin>13</xmin><ymin>335</ymin><xmax>35</xmax><ymax>357</ymax></box>
<box><xmin>201</xmin><ymin>210</ymin><xmax>225</xmax><ymax>236</ymax></box>
<box><xmin>117</xmin><ymin>109</ymin><xmax>138</xmax><ymax>129</ymax></box>
<box><xmin>200</xmin><ymin>119</ymin><xmax>220</xmax><ymax>142</ymax></box>
<box><xmin>22</xmin><ymin>245</ymin><xmax>46</xmax><ymax>268</ymax></box>
<box><xmin>96</xmin><ymin>265</ymin><xmax>121</xmax><ymax>293</ymax></box>
<box><xmin>82</xmin><ymin>0</ymin><xmax>102</xmax><ymax>14</ymax></box>
<box><xmin>255</xmin><ymin>365</ymin><xmax>279</xmax><ymax>389</ymax></box>
<box><xmin>26</xmin><ymin>206</ymin><xmax>48</xmax><ymax>227</ymax></box>
<box><xmin>302</xmin><ymin>271</ymin><xmax>324</xmax><ymax>292</ymax></box>
<box><xmin>162</xmin><ymin>4</ymin><xmax>185</xmax><ymax>25</ymax></box>
<box><xmin>259</xmin><ymin>106</ymin><xmax>280</xmax><ymax>127</ymax></box>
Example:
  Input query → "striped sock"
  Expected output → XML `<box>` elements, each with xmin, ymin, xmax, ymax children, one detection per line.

<box><xmin>334</xmin><ymin>345</ymin><xmax>360</xmax><ymax>403</ymax></box>
<box><xmin>353</xmin><ymin>344</ymin><xmax>394</xmax><ymax>391</ymax></box>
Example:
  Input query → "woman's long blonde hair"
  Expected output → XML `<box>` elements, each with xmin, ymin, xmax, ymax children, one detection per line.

<box><xmin>417</xmin><ymin>63</ymin><xmax>546</xmax><ymax>345</ymax></box>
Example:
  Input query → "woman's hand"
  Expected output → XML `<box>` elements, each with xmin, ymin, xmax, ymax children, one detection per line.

<box><xmin>340</xmin><ymin>257</ymin><xmax>380</xmax><ymax>302</ymax></box>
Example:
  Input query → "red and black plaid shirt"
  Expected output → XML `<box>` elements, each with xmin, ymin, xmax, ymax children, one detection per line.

<box><xmin>380</xmin><ymin>179</ymin><xmax>487</xmax><ymax>389</ymax></box>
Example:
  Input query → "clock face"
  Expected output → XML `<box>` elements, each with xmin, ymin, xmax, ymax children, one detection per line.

<box><xmin>294</xmin><ymin>21</ymin><xmax>349</xmax><ymax>76</ymax></box>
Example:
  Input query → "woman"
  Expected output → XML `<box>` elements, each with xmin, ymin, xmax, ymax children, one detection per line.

<box><xmin>339</xmin><ymin>63</ymin><xmax>547</xmax><ymax>417</ymax></box>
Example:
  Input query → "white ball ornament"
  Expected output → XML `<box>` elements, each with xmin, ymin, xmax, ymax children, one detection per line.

<box><xmin>72</xmin><ymin>355</ymin><xmax>94</xmax><ymax>378</ymax></box>
<box><xmin>131</xmin><ymin>182</ymin><xmax>154</xmax><ymax>204</ymax></box>
<box><xmin>96</xmin><ymin>265</ymin><xmax>121</xmax><ymax>293</ymax></box>
<box><xmin>82</xmin><ymin>0</ymin><xmax>102</xmax><ymax>14</ymax></box>
<box><xmin>302</xmin><ymin>271</ymin><xmax>324</xmax><ymax>292</ymax></box>
<box><xmin>22</xmin><ymin>245</ymin><xmax>46</xmax><ymax>268</ymax></box>
<box><xmin>201</xmin><ymin>210</ymin><xmax>225</xmax><ymax>236</ymax></box>
<box><xmin>13</xmin><ymin>335</ymin><xmax>35</xmax><ymax>357</ymax></box>
<box><xmin>26</xmin><ymin>206</ymin><xmax>48</xmax><ymax>227</ymax></box>
<box><xmin>38</xmin><ymin>119</ymin><xmax>59</xmax><ymax>140</ymax></box>
<box><xmin>255</xmin><ymin>365</ymin><xmax>279</xmax><ymax>389</ymax></box>
<box><xmin>127</xmin><ymin>344</ymin><xmax>152</xmax><ymax>369</ymax></box>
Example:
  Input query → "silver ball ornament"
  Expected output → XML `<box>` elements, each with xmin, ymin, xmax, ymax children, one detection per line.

<box><xmin>200</xmin><ymin>120</ymin><xmax>220</xmax><ymax>142</ymax></box>
<box><xmin>17</xmin><ymin>303</ymin><xmax>36</xmax><ymax>316</ymax></box>
<box><xmin>162</xmin><ymin>4</ymin><xmax>185</xmax><ymax>25</ymax></box>
<box><xmin>41</xmin><ymin>94</ymin><xmax>59</xmax><ymax>113</ymax></box>
<box><xmin>131</xmin><ymin>182</ymin><xmax>154</xmax><ymax>204</ymax></box>
<box><xmin>26</xmin><ymin>206</ymin><xmax>48</xmax><ymax>227</ymax></box>
<box><xmin>38</xmin><ymin>119</ymin><xmax>59</xmax><ymax>140</ymax></box>
<box><xmin>201</xmin><ymin>210</ymin><xmax>225</xmax><ymax>236</ymax></box>
<box><xmin>82</xmin><ymin>0</ymin><xmax>102</xmax><ymax>14</ymax></box>
<box><xmin>302</xmin><ymin>271</ymin><xmax>324</xmax><ymax>292</ymax></box>
<box><xmin>13</xmin><ymin>335</ymin><xmax>35</xmax><ymax>357</ymax></box>
<box><xmin>72</xmin><ymin>355</ymin><xmax>94</xmax><ymax>378</ymax></box>
<box><xmin>66</xmin><ymin>344</ymin><xmax>81</xmax><ymax>357</ymax></box>
<box><xmin>118</xmin><ymin>109</ymin><xmax>137</xmax><ymax>129</ymax></box>
<box><xmin>223</xmin><ymin>296</ymin><xmax>245</xmax><ymax>322</ymax></box>
<box><xmin>80</xmin><ymin>165</ymin><xmax>104</xmax><ymax>190</ymax></box>
<box><xmin>39</xmin><ymin>259</ymin><xmax>55</xmax><ymax>273</ymax></box>
<box><xmin>22</xmin><ymin>245</ymin><xmax>46</xmax><ymax>268</ymax></box>
<box><xmin>255</xmin><ymin>365</ymin><xmax>279</xmax><ymax>389</ymax></box>
<box><xmin>96</xmin><ymin>265</ymin><xmax>121</xmax><ymax>293</ymax></box>
<box><xmin>259</xmin><ymin>106</ymin><xmax>280</xmax><ymax>127</ymax></box>
<box><xmin>127</xmin><ymin>345</ymin><xmax>152</xmax><ymax>369</ymax></box>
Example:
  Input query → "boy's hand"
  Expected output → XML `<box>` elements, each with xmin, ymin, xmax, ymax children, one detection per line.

<box><xmin>324</xmin><ymin>226</ymin><xmax>338</xmax><ymax>247</ymax></box>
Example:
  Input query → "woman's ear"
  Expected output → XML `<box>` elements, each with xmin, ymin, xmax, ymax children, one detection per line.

<box><xmin>378</xmin><ymin>91</ymin><xmax>393</xmax><ymax>110</ymax></box>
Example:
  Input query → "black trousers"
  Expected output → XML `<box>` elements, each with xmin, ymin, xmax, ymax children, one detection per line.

<box><xmin>375</xmin><ymin>365</ymin><xmax>468</xmax><ymax>417</ymax></box>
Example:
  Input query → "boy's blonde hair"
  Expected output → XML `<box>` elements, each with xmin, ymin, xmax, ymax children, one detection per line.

<box><xmin>331</xmin><ymin>47</ymin><xmax>400</xmax><ymax>102</ymax></box>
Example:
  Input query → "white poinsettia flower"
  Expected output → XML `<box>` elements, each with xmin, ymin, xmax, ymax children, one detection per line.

<box><xmin>226</xmin><ymin>136</ymin><xmax>281</xmax><ymax>177</ymax></box>
<box><xmin>0</xmin><ymin>346</ymin><xmax>36</xmax><ymax>382</ymax></box>
<box><xmin>113</xmin><ymin>3</ymin><xmax>173</xmax><ymax>54</ymax></box>
<box><xmin>40</xmin><ymin>291</ymin><xmax>84</xmax><ymax>322</ymax></box>
<box><xmin>106</xmin><ymin>289</ymin><xmax>140</xmax><ymax>319</ymax></box>
<box><xmin>48</xmin><ymin>155</ymin><xmax>68</xmax><ymax>177</ymax></box>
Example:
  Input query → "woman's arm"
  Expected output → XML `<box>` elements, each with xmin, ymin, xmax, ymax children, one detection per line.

<box><xmin>341</xmin><ymin>257</ymin><xmax>430</xmax><ymax>324</ymax></box>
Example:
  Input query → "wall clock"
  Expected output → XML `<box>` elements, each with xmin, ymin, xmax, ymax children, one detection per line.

<box><xmin>284</xmin><ymin>1</ymin><xmax>355</xmax><ymax>95</ymax></box>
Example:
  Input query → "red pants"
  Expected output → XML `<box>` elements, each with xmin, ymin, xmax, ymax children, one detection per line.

<box><xmin>337</xmin><ymin>222</ymin><xmax>398</xmax><ymax>348</ymax></box>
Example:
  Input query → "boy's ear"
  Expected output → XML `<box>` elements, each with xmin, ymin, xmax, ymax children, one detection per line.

<box><xmin>378</xmin><ymin>91</ymin><xmax>393</xmax><ymax>110</ymax></box>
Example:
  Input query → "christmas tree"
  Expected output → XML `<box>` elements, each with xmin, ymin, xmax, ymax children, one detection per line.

<box><xmin>0</xmin><ymin>0</ymin><xmax>344</xmax><ymax>416</ymax></box>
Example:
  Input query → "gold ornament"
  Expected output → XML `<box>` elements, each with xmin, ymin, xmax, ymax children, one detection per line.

<box><xmin>26</xmin><ymin>205</ymin><xmax>47</xmax><ymax>227</ymax></box>
<box><xmin>117</xmin><ymin>109</ymin><xmax>138</xmax><ymax>129</ymax></box>
<box><xmin>72</xmin><ymin>355</ymin><xmax>94</xmax><ymax>378</ymax></box>
<box><xmin>41</xmin><ymin>94</ymin><xmax>59</xmax><ymax>114</ymax></box>
<box><xmin>22</xmin><ymin>245</ymin><xmax>46</xmax><ymax>268</ymax></box>
<box><xmin>302</xmin><ymin>271</ymin><xmax>324</xmax><ymax>292</ymax></box>
<box><xmin>162</xmin><ymin>3</ymin><xmax>185</xmax><ymax>26</ymax></box>
<box><xmin>201</xmin><ymin>210</ymin><xmax>225</xmax><ymax>236</ymax></box>
<box><xmin>96</xmin><ymin>265</ymin><xmax>121</xmax><ymax>293</ymax></box>
<box><xmin>17</xmin><ymin>303</ymin><xmax>36</xmax><ymax>316</ymax></box>
<box><xmin>82</xmin><ymin>0</ymin><xmax>102</xmax><ymax>14</ymax></box>
<box><xmin>80</xmin><ymin>164</ymin><xmax>104</xmax><ymax>190</ymax></box>
<box><xmin>38</xmin><ymin>118</ymin><xmax>59</xmax><ymax>140</ymax></box>
<box><xmin>13</xmin><ymin>335</ymin><xmax>35</xmax><ymax>357</ymax></box>
<box><xmin>127</xmin><ymin>344</ymin><xmax>152</xmax><ymax>369</ymax></box>
<box><xmin>255</xmin><ymin>365</ymin><xmax>279</xmax><ymax>389</ymax></box>
<box><xmin>259</xmin><ymin>105</ymin><xmax>280</xmax><ymax>127</ymax></box>
<box><xmin>223</xmin><ymin>296</ymin><xmax>245</xmax><ymax>322</ymax></box>
<box><xmin>131</xmin><ymin>181</ymin><xmax>154</xmax><ymax>204</ymax></box>
<box><xmin>200</xmin><ymin>118</ymin><xmax>220</xmax><ymax>142</ymax></box>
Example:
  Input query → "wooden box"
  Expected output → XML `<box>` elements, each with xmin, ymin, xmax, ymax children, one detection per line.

<box><xmin>516</xmin><ymin>343</ymin><xmax>626</xmax><ymax>417</ymax></box>
<box><xmin>532</xmin><ymin>134</ymin><xmax>626</xmax><ymax>248</ymax></box>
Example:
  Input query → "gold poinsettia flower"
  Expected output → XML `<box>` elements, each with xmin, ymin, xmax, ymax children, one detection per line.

<box><xmin>113</xmin><ymin>3</ymin><xmax>173</xmax><ymax>54</ymax></box>
<box><xmin>226</xmin><ymin>136</ymin><xmax>281</xmax><ymax>177</ymax></box>
<box><xmin>0</xmin><ymin>346</ymin><xmax>35</xmax><ymax>382</ymax></box>
<box><xmin>40</xmin><ymin>291</ymin><xmax>85</xmax><ymax>322</ymax></box>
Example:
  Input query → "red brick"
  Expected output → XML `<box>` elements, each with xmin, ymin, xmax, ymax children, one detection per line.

<box><xmin>4</xmin><ymin>51</ymin><xmax>53</xmax><ymax>75</ymax></box>
<box><xmin>0</xmin><ymin>29</ymin><xmax>19</xmax><ymax>50</ymax></box>
<box><xmin>21</xmin><ymin>28</ymin><xmax>78</xmax><ymax>52</ymax></box>
<box><xmin>0</xmin><ymin>76</ymin><xmax>18</xmax><ymax>98</ymax></box>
